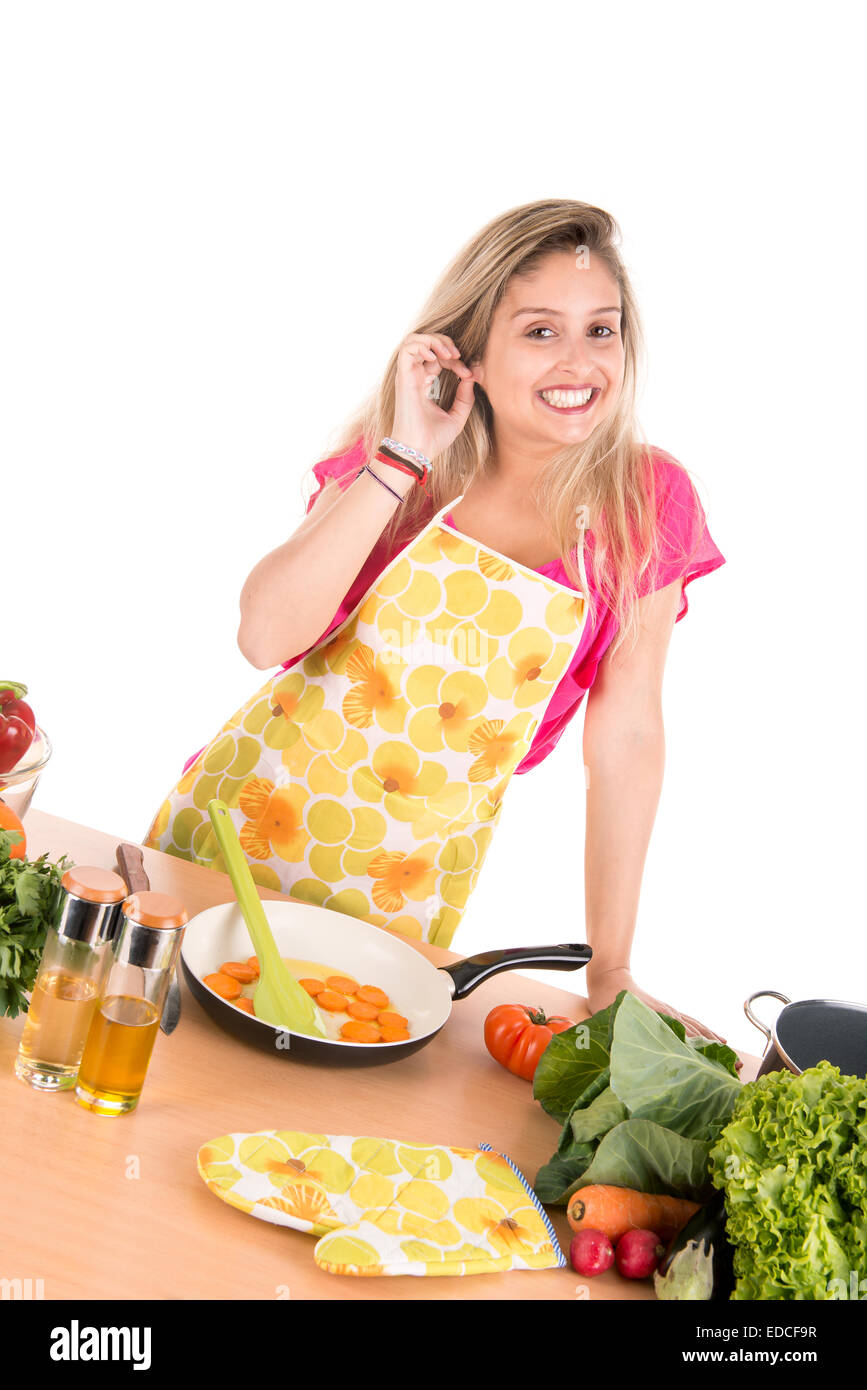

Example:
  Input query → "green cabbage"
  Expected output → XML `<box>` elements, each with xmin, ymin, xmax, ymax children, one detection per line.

<box><xmin>709</xmin><ymin>1061</ymin><xmax>867</xmax><ymax>1300</ymax></box>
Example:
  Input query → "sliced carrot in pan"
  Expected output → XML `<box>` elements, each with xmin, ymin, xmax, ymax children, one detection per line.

<box><xmin>326</xmin><ymin>974</ymin><xmax>360</xmax><ymax>996</ymax></box>
<box><xmin>317</xmin><ymin>989</ymin><xmax>350</xmax><ymax>1012</ymax></box>
<box><xmin>347</xmin><ymin>1000</ymin><xmax>380</xmax><ymax>1021</ymax></box>
<box><xmin>377</xmin><ymin>1010</ymin><xmax>408</xmax><ymax>1030</ymax></box>
<box><xmin>220</xmin><ymin>961</ymin><xmax>258</xmax><ymax>983</ymax></box>
<box><xmin>340</xmin><ymin>1020</ymin><xmax>382</xmax><ymax>1043</ymax></box>
<box><xmin>299</xmin><ymin>978</ymin><xmax>326</xmax><ymax>996</ymax></box>
<box><xmin>356</xmin><ymin>985</ymin><xmax>390</xmax><ymax>1009</ymax></box>
<box><xmin>379</xmin><ymin>1026</ymin><xmax>410</xmax><ymax>1042</ymax></box>
<box><xmin>203</xmin><ymin>972</ymin><xmax>242</xmax><ymax>1001</ymax></box>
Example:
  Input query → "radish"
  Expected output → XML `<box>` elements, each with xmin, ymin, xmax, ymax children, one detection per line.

<box><xmin>615</xmin><ymin>1228</ymin><xmax>666</xmax><ymax>1279</ymax></box>
<box><xmin>569</xmin><ymin>1228</ymin><xmax>615</xmax><ymax>1277</ymax></box>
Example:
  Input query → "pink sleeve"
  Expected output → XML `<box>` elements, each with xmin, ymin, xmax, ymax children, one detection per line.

<box><xmin>303</xmin><ymin>438</ymin><xmax>366</xmax><ymax>512</ymax></box>
<box><xmin>641</xmin><ymin>450</ymin><xmax>726</xmax><ymax>622</ymax></box>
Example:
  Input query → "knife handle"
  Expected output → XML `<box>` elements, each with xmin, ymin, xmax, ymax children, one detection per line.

<box><xmin>115</xmin><ymin>842</ymin><xmax>182</xmax><ymax>1036</ymax></box>
<box><xmin>116</xmin><ymin>843</ymin><xmax>150</xmax><ymax>895</ymax></box>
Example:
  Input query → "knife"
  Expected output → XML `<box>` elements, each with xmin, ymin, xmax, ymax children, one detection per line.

<box><xmin>115</xmin><ymin>842</ymin><xmax>182</xmax><ymax>1035</ymax></box>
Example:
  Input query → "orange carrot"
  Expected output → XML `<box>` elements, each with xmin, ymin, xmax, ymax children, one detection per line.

<box><xmin>246</xmin><ymin>956</ymin><xmax>260</xmax><ymax>975</ymax></box>
<box><xmin>347</xmin><ymin>1000</ymin><xmax>380</xmax><ymax>1021</ymax></box>
<box><xmin>234</xmin><ymin>997</ymin><xmax>256</xmax><ymax>1014</ymax></box>
<box><xmin>340</xmin><ymin>1020</ymin><xmax>382</xmax><ymax>1043</ymax></box>
<box><xmin>566</xmin><ymin>1185</ymin><xmax>700</xmax><ymax>1243</ymax></box>
<box><xmin>379</xmin><ymin>1026</ymin><xmax>410</xmax><ymax>1042</ymax></box>
<box><xmin>299</xmin><ymin>978</ymin><xmax>326</xmax><ymax>996</ymax></box>
<box><xmin>326</xmin><ymin>974</ymin><xmax>360</xmax><ymax>996</ymax></box>
<box><xmin>203</xmin><ymin>972</ymin><xmax>242</xmax><ymax>1001</ymax></box>
<box><xmin>356</xmin><ymin>985</ymin><xmax>390</xmax><ymax>1009</ymax></box>
<box><xmin>377</xmin><ymin>1011</ymin><xmax>408</xmax><ymax>1030</ymax></box>
<box><xmin>317</xmin><ymin>989</ymin><xmax>349</xmax><ymax>1013</ymax></box>
<box><xmin>220</xmin><ymin>961</ymin><xmax>258</xmax><ymax>983</ymax></box>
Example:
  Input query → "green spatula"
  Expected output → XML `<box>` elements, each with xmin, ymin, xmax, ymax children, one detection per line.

<box><xmin>207</xmin><ymin>799</ymin><xmax>326</xmax><ymax>1038</ymax></box>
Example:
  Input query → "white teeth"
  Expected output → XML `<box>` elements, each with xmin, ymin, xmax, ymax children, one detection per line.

<box><xmin>540</xmin><ymin>388</ymin><xmax>594</xmax><ymax>407</ymax></box>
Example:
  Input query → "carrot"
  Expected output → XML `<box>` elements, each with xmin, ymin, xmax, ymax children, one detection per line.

<box><xmin>377</xmin><ymin>1010</ymin><xmax>408</xmax><ymax>1029</ymax></box>
<box><xmin>246</xmin><ymin>956</ymin><xmax>260</xmax><ymax>975</ymax></box>
<box><xmin>234</xmin><ymin>997</ymin><xmax>256</xmax><ymax>1014</ymax></box>
<box><xmin>340</xmin><ymin>1020</ymin><xmax>382</xmax><ymax>1043</ymax></box>
<box><xmin>326</xmin><ymin>974</ymin><xmax>360</xmax><ymax>996</ymax></box>
<box><xmin>356</xmin><ymin>985</ymin><xmax>390</xmax><ymax>1009</ymax></box>
<box><xmin>317</xmin><ymin>989</ymin><xmax>349</xmax><ymax>1013</ymax></box>
<box><xmin>299</xmin><ymin>978</ymin><xmax>326</xmax><ymax>996</ymax></box>
<box><xmin>566</xmin><ymin>1185</ymin><xmax>701</xmax><ymax>1243</ymax></box>
<box><xmin>347</xmin><ymin>1000</ymin><xmax>380</xmax><ymax>1021</ymax></box>
<box><xmin>379</xmin><ymin>1026</ymin><xmax>410</xmax><ymax>1042</ymax></box>
<box><xmin>203</xmin><ymin>972</ymin><xmax>242</xmax><ymax>1001</ymax></box>
<box><xmin>219</xmin><ymin>961</ymin><xmax>258</xmax><ymax>983</ymax></box>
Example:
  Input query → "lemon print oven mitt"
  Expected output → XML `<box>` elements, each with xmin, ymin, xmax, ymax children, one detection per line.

<box><xmin>197</xmin><ymin>1130</ymin><xmax>565</xmax><ymax>1276</ymax></box>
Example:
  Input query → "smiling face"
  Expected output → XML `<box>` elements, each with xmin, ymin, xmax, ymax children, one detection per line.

<box><xmin>470</xmin><ymin>249</ymin><xmax>625</xmax><ymax>460</ymax></box>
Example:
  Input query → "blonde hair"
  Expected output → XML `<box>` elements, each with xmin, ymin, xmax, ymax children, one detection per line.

<box><xmin>311</xmin><ymin>198</ymin><xmax>702</xmax><ymax>658</ymax></box>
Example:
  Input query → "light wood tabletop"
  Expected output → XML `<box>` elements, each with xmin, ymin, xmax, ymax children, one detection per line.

<box><xmin>1</xmin><ymin>810</ymin><xmax>758</xmax><ymax>1302</ymax></box>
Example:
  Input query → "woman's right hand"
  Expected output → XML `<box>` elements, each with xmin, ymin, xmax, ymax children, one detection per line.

<box><xmin>389</xmin><ymin>332</ymin><xmax>477</xmax><ymax>463</ymax></box>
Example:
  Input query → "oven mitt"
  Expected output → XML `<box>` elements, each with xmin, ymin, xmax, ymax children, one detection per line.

<box><xmin>197</xmin><ymin>1130</ymin><xmax>564</xmax><ymax>1276</ymax></box>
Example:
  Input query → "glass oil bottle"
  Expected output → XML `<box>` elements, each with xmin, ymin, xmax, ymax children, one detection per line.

<box><xmin>15</xmin><ymin>866</ymin><xmax>127</xmax><ymax>1090</ymax></box>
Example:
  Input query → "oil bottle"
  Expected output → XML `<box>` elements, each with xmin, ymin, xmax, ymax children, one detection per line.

<box><xmin>15</xmin><ymin>866</ymin><xmax>127</xmax><ymax>1090</ymax></box>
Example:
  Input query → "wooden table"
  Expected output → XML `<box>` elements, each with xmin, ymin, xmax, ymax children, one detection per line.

<box><xmin>1</xmin><ymin>811</ymin><xmax>758</xmax><ymax>1302</ymax></box>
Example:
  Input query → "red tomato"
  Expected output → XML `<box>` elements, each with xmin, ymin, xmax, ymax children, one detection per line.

<box><xmin>0</xmin><ymin>682</ymin><xmax>36</xmax><ymax>775</ymax></box>
<box><xmin>484</xmin><ymin>1004</ymin><xmax>574</xmax><ymax>1082</ymax></box>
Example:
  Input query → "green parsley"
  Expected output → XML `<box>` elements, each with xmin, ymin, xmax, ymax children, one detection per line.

<box><xmin>0</xmin><ymin>828</ymin><xmax>72</xmax><ymax>1018</ymax></box>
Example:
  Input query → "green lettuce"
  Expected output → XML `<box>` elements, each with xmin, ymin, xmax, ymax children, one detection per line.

<box><xmin>709</xmin><ymin>1061</ymin><xmax>867</xmax><ymax>1300</ymax></box>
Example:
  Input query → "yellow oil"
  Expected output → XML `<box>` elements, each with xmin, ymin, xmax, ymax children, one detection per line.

<box><xmin>75</xmin><ymin>994</ymin><xmax>160</xmax><ymax>1115</ymax></box>
<box><xmin>15</xmin><ymin>971</ymin><xmax>100</xmax><ymax>1090</ymax></box>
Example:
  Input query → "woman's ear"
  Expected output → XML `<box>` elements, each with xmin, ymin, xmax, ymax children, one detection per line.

<box><xmin>467</xmin><ymin>354</ymin><xmax>485</xmax><ymax>390</ymax></box>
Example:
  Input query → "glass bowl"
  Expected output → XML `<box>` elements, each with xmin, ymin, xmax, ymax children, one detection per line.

<box><xmin>0</xmin><ymin>726</ymin><xmax>52</xmax><ymax>819</ymax></box>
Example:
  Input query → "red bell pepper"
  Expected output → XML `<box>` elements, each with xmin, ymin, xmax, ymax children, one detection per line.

<box><xmin>0</xmin><ymin>681</ymin><xmax>36</xmax><ymax>774</ymax></box>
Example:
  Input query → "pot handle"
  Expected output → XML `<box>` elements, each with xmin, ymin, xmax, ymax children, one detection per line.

<box><xmin>744</xmin><ymin>990</ymin><xmax>791</xmax><ymax>1041</ymax></box>
<box><xmin>441</xmin><ymin>943</ymin><xmax>592</xmax><ymax>1002</ymax></box>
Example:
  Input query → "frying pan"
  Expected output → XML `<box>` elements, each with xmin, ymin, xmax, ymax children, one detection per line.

<box><xmin>745</xmin><ymin>990</ymin><xmax>867</xmax><ymax>1078</ymax></box>
<box><xmin>181</xmin><ymin>897</ymin><xmax>591</xmax><ymax>1066</ymax></box>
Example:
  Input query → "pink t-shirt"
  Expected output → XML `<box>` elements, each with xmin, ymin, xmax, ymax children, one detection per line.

<box><xmin>277</xmin><ymin>439</ymin><xmax>726</xmax><ymax>776</ymax></box>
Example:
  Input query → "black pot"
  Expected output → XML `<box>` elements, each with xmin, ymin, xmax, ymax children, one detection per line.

<box><xmin>744</xmin><ymin>991</ymin><xmax>867</xmax><ymax>1079</ymax></box>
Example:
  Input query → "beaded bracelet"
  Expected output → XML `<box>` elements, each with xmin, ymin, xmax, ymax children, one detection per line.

<box><xmin>381</xmin><ymin>436</ymin><xmax>432</xmax><ymax>470</ymax></box>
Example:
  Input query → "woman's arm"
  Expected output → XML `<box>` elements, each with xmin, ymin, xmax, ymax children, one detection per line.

<box><xmin>239</xmin><ymin>331</ymin><xmax>476</xmax><ymax>669</ymax></box>
<box><xmin>582</xmin><ymin>577</ymin><xmax>727</xmax><ymax>1043</ymax></box>
<box><xmin>237</xmin><ymin>462</ymin><xmax>415</xmax><ymax>669</ymax></box>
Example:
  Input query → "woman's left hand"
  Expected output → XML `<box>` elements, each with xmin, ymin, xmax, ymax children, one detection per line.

<box><xmin>586</xmin><ymin>967</ymin><xmax>741</xmax><ymax>1068</ymax></box>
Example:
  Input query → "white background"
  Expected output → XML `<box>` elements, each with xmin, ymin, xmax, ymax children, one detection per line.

<box><xmin>2</xmin><ymin>1</ymin><xmax>864</xmax><ymax>1058</ymax></box>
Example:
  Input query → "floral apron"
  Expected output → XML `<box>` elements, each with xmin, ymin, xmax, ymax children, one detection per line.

<box><xmin>144</xmin><ymin>498</ymin><xmax>589</xmax><ymax>947</ymax></box>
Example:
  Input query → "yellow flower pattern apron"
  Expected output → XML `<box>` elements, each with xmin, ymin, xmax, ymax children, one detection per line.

<box><xmin>144</xmin><ymin>498</ymin><xmax>589</xmax><ymax>947</ymax></box>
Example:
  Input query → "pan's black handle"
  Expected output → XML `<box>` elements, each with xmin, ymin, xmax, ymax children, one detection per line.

<box><xmin>441</xmin><ymin>943</ymin><xmax>592</xmax><ymax>1002</ymax></box>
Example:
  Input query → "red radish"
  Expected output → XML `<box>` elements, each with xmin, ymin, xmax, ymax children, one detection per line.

<box><xmin>569</xmin><ymin>1228</ymin><xmax>616</xmax><ymax>1277</ymax></box>
<box><xmin>615</xmin><ymin>1228</ymin><xmax>665</xmax><ymax>1279</ymax></box>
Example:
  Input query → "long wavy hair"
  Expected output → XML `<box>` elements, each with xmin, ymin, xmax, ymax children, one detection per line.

<box><xmin>307</xmin><ymin>198</ymin><xmax>700</xmax><ymax>658</ymax></box>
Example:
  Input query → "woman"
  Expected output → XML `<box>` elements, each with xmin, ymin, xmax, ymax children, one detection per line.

<box><xmin>145</xmin><ymin>199</ymin><xmax>727</xmax><ymax>1041</ymax></box>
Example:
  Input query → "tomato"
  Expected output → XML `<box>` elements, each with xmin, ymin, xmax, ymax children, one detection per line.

<box><xmin>0</xmin><ymin>682</ymin><xmax>36</xmax><ymax>775</ymax></box>
<box><xmin>0</xmin><ymin>799</ymin><xmax>27</xmax><ymax>859</ymax></box>
<box><xmin>484</xmin><ymin>1003</ymin><xmax>574</xmax><ymax>1082</ymax></box>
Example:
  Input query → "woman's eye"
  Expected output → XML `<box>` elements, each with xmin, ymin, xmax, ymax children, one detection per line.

<box><xmin>526</xmin><ymin>325</ymin><xmax>617</xmax><ymax>340</ymax></box>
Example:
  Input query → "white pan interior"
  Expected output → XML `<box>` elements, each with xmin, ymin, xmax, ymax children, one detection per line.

<box><xmin>181</xmin><ymin>898</ymin><xmax>454</xmax><ymax>1049</ymax></box>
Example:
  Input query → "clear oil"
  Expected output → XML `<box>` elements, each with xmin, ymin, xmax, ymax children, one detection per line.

<box><xmin>15</xmin><ymin>971</ymin><xmax>101</xmax><ymax>1090</ymax></box>
<box><xmin>75</xmin><ymin>994</ymin><xmax>161</xmax><ymax>1115</ymax></box>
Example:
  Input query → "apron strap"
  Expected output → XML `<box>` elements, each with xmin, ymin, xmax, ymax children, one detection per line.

<box><xmin>431</xmin><ymin>493</ymin><xmax>464</xmax><ymax>527</ymax></box>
